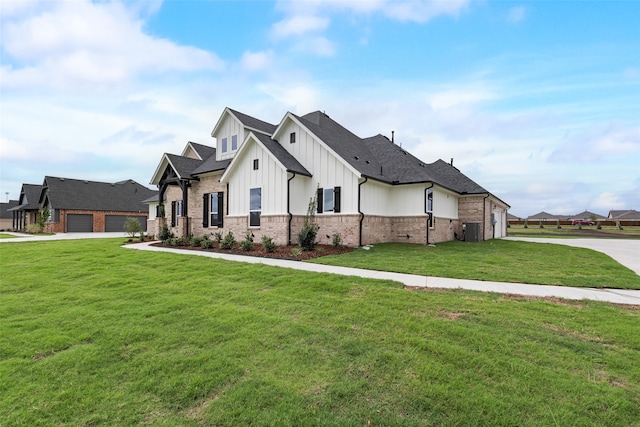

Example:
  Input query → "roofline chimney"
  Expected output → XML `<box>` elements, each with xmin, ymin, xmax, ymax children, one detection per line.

<box><xmin>392</xmin><ymin>131</ymin><xmax>395</xmax><ymax>144</ymax></box>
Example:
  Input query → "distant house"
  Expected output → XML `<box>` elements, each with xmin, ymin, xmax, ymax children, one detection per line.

<box><xmin>38</xmin><ymin>177</ymin><xmax>157</xmax><ymax>232</ymax></box>
<box><xmin>0</xmin><ymin>200</ymin><xmax>19</xmax><ymax>230</ymax></box>
<box><xmin>8</xmin><ymin>184</ymin><xmax>43</xmax><ymax>231</ymax></box>
<box><xmin>569</xmin><ymin>210</ymin><xmax>606</xmax><ymax>222</ymax></box>
<box><xmin>608</xmin><ymin>209</ymin><xmax>640</xmax><ymax>220</ymax></box>
<box><xmin>526</xmin><ymin>211</ymin><xmax>564</xmax><ymax>222</ymax></box>
<box><xmin>149</xmin><ymin>107</ymin><xmax>510</xmax><ymax>246</ymax></box>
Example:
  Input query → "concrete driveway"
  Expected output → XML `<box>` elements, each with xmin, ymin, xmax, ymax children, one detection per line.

<box><xmin>504</xmin><ymin>237</ymin><xmax>640</xmax><ymax>276</ymax></box>
<box><xmin>0</xmin><ymin>232</ymin><xmax>130</xmax><ymax>243</ymax></box>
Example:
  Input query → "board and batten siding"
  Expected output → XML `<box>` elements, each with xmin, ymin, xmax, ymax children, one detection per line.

<box><xmin>214</xmin><ymin>115</ymin><xmax>245</xmax><ymax>161</ymax></box>
<box><xmin>226</xmin><ymin>138</ymin><xmax>289</xmax><ymax>216</ymax></box>
<box><xmin>279</xmin><ymin>120</ymin><xmax>360</xmax><ymax>215</ymax></box>
<box><xmin>361</xmin><ymin>181</ymin><xmax>458</xmax><ymax>218</ymax></box>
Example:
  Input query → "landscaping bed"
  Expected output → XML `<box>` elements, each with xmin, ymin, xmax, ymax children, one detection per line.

<box><xmin>150</xmin><ymin>241</ymin><xmax>356</xmax><ymax>260</ymax></box>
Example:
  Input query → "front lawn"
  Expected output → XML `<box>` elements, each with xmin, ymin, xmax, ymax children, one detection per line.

<box><xmin>0</xmin><ymin>233</ymin><xmax>18</xmax><ymax>239</ymax></box>
<box><xmin>312</xmin><ymin>240</ymin><xmax>640</xmax><ymax>289</ymax></box>
<box><xmin>1</xmin><ymin>239</ymin><xmax>639</xmax><ymax>426</ymax></box>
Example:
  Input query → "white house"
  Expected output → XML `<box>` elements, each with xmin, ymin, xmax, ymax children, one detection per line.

<box><xmin>149</xmin><ymin>108</ymin><xmax>509</xmax><ymax>246</ymax></box>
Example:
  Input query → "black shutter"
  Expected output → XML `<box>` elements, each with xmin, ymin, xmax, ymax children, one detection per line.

<box><xmin>317</xmin><ymin>188</ymin><xmax>323</xmax><ymax>213</ymax></box>
<box><xmin>171</xmin><ymin>201</ymin><xmax>176</xmax><ymax>227</ymax></box>
<box><xmin>217</xmin><ymin>192</ymin><xmax>224</xmax><ymax>227</ymax></box>
<box><xmin>202</xmin><ymin>193</ymin><xmax>209</xmax><ymax>227</ymax></box>
<box><xmin>334</xmin><ymin>186</ymin><xmax>341</xmax><ymax>213</ymax></box>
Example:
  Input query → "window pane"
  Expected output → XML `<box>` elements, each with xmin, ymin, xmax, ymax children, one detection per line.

<box><xmin>250</xmin><ymin>188</ymin><xmax>261</xmax><ymax>211</ymax></box>
<box><xmin>323</xmin><ymin>188</ymin><xmax>334</xmax><ymax>212</ymax></box>
<box><xmin>249</xmin><ymin>211</ymin><xmax>261</xmax><ymax>227</ymax></box>
<box><xmin>210</xmin><ymin>194</ymin><xmax>218</xmax><ymax>224</ymax></box>
<box><xmin>222</xmin><ymin>138</ymin><xmax>228</xmax><ymax>152</ymax></box>
<box><xmin>231</xmin><ymin>135</ymin><xmax>238</xmax><ymax>150</ymax></box>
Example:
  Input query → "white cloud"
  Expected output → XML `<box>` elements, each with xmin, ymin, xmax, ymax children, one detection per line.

<box><xmin>591</xmin><ymin>192</ymin><xmax>625</xmax><ymax>212</ymax></box>
<box><xmin>383</xmin><ymin>0</ymin><xmax>470</xmax><ymax>22</ymax></box>
<box><xmin>240</xmin><ymin>50</ymin><xmax>274</xmax><ymax>72</ymax></box>
<box><xmin>0</xmin><ymin>0</ymin><xmax>223</xmax><ymax>90</ymax></box>
<box><xmin>271</xmin><ymin>15</ymin><xmax>329</xmax><ymax>39</ymax></box>
<box><xmin>506</xmin><ymin>6</ymin><xmax>526</xmax><ymax>24</ymax></box>
<box><xmin>550</xmin><ymin>122</ymin><xmax>640</xmax><ymax>162</ymax></box>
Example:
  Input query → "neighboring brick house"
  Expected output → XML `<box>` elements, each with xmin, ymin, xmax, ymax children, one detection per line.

<box><xmin>38</xmin><ymin>177</ymin><xmax>157</xmax><ymax>232</ymax></box>
<box><xmin>149</xmin><ymin>107</ymin><xmax>510</xmax><ymax>247</ymax></box>
<box><xmin>8</xmin><ymin>183</ymin><xmax>42</xmax><ymax>231</ymax></box>
<box><xmin>0</xmin><ymin>200</ymin><xmax>19</xmax><ymax>230</ymax></box>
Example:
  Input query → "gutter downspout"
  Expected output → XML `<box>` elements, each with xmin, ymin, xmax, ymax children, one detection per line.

<box><xmin>482</xmin><ymin>193</ymin><xmax>490</xmax><ymax>241</ymax></box>
<box><xmin>358</xmin><ymin>177</ymin><xmax>368</xmax><ymax>247</ymax></box>
<box><xmin>287</xmin><ymin>172</ymin><xmax>296</xmax><ymax>245</ymax></box>
<box><xmin>424</xmin><ymin>183</ymin><xmax>434</xmax><ymax>245</ymax></box>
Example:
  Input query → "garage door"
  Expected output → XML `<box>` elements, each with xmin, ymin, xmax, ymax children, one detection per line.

<box><xmin>67</xmin><ymin>214</ymin><xmax>93</xmax><ymax>232</ymax></box>
<box><xmin>105</xmin><ymin>215</ymin><xmax>147</xmax><ymax>232</ymax></box>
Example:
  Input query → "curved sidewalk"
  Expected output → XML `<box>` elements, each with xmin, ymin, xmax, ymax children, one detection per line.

<box><xmin>125</xmin><ymin>241</ymin><xmax>640</xmax><ymax>306</ymax></box>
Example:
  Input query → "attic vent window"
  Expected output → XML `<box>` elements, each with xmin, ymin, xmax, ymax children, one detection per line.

<box><xmin>290</xmin><ymin>132</ymin><xmax>296</xmax><ymax>144</ymax></box>
<box><xmin>253</xmin><ymin>159</ymin><xmax>259</xmax><ymax>170</ymax></box>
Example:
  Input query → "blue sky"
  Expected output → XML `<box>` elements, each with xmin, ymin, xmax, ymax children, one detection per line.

<box><xmin>1</xmin><ymin>0</ymin><xmax>638</xmax><ymax>218</ymax></box>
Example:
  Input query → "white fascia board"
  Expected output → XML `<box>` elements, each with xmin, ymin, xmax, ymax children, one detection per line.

<box><xmin>149</xmin><ymin>154</ymin><xmax>175</xmax><ymax>185</ymax></box>
<box><xmin>210</xmin><ymin>107</ymin><xmax>235</xmax><ymax>138</ymax></box>
<box><xmin>180</xmin><ymin>142</ymin><xmax>202</xmax><ymax>160</ymax></box>
<box><xmin>272</xmin><ymin>112</ymin><xmax>362</xmax><ymax>179</ymax></box>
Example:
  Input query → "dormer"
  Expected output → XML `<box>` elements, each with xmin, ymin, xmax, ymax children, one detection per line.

<box><xmin>210</xmin><ymin>107</ymin><xmax>277</xmax><ymax>161</ymax></box>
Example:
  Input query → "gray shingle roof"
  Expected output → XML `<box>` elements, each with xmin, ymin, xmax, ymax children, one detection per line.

<box><xmin>13</xmin><ymin>184</ymin><xmax>43</xmax><ymax>211</ymax></box>
<box><xmin>228</xmin><ymin>108</ymin><xmax>277</xmax><ymax>135</ymax></box>
<box><xmin>0</xmin><ymin>200</ymin><xmax>19</xmax><ymax>218</ymax></box>
<box><xmin>253</xmin><ymin>133</ymin><xmax>311</xmax><ymax>177</ymax></box>
<box><xmin>166</xmin><ymin>154</ymin><xmax>204</xmax><ymax>179</ymax></box>
<box><xmin>188</xmin><ymin>142</ymin><xmax>216</xmax><ymax>160</ymax></box>
<box><xmin>41</xmin><ymin>177</ymin><xmax>157</xmax><ymax>212</ymax></box>
<box><xmin>295</xmin><ymin>111</ymin><xmax>488</xmax><ymax>194</ymax></box>
<box><xmin>191</xmin><ymin>153</ymin><xmax>231</xmax><ymax>176</ymax></box>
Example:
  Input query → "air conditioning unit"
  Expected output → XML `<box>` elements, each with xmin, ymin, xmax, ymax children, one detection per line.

<box><xmin>464</xmin><ymin>222</ymin><xmax>481</xmax><ymax>242</ymax></box>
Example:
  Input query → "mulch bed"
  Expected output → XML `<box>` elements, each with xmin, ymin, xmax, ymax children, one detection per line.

<box><xmin>148</xmin><ymin>242</ymin><xmax>356</xmax><ymax>260</ymax></box>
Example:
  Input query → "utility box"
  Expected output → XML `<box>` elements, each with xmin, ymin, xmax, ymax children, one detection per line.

<box><xmin>464</xmin><ymin>222</ymin><xmax>481</xmax><ymax>242</ymax></box>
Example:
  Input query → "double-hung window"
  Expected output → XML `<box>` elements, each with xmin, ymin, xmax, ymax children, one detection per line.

<box><xmin>221</xmin><ymin>137</ymin><xmax>228</xmax><ymax>153</ymax></box>
<box><xmin>203</xmin><ymin>192</ymin><xmax>224</xmax><ymax>227</ymax></box>
<box><xmin>249</xmin><ymin>188</ymin><xmax>261</xmax><ymax>227</ymax></box>
<box><xmin>231</xmin><ymin>135</ymin><xmax>238</xmax><ymax>151</ymax></box>
<box><xmin>426</xmin><ymin>188</ymin><xmax>433</xmax><ymax>228</ymax></box>
<box><xmin>316</xmin><ymin>187</ymin><xmax>341</xmax><ymax>213</ymax></box>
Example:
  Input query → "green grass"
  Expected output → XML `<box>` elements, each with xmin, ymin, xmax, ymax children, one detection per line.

<box><xmin>508</xmin><ymin>224</ymin><xmax>640</xmax><ymax>237</ymax></box>
<box><xmin>1</xmin><ymin>239</ymin><xmax>640</xmax><ymax>426</ymax></box>
<box><xmin>312</xmin><ymin>240</ymin><xmax>640</xmax><ymax>289</ymax></box>
<box><xmin>0</xmin><ymin>233</ymin><xmax>18</xmax><ymax>239</ymax></box>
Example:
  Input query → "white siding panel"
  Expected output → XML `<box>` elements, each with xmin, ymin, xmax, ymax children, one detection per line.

<box><xmin>215</xmin><ymin>115</ymin><xmax>244</xmax><ymax>161</ymax></box>
<box><xmin>434</xmin><ymin>189</ymin><xmax>458</xmax><ymax>219</ymax></box>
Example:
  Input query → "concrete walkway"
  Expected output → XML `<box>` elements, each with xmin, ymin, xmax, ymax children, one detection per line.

<box><xmin>3</xmin><ymin>232</ymin><xmax>639</xmax><ymax>305</ymax></box>
<box><xmin>124</xmin><ymin>241</ymin><xmax>640</xmax><ymax>306</ymax></box>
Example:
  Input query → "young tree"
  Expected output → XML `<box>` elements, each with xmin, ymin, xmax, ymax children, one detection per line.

<box><xmin>123</xmin><ymin>217</ymin><xmax>142</xmax><ymax>238</ymax></box>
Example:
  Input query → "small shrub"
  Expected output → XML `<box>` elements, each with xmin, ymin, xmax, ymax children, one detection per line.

<box><xmin>201</xmin><ymin>238</ymin><xmax>214</xmax><ymax>249</ymax></box>
<box><xmin>26</xmin><ymin>223</ymin><xmax>44</xmax><ymax>234</ymax></box>
<box><xmin>212</xmin><ymin>231</ymin><xmax>223</xmax><ymax>244</ymax></box>
<box><xmin>159</xmin><ymin>225</ymin><xmax>173</xmax><ymax>242</ymax></box>
<box><xmin>523</xmin><ymin>221</ymin><xmax>528</xmax><ymax>229</ymax></box>
<box><xmin>539</xmin><ymin>223</ymin><xmax>544</xmax><ymax>229</ymax></box>
<box><xmin>596</xmin><ymin>221</ymin><xmax>602</xmax><ymax>230</ymax></box>
<box><xmin>164</xmin><ymin>237</ymin><xmax>179</xmax><ymax>247</ymax></box>
<box><xmin>556</xmin><ymin>220</ymin><xmax>562</xmax><ymax>229</ymax></box>
<box><xmin>291</xmin><ymin>247</ymin><xmax>302</xmax><ymax>257</ymax></box>
<box><xmin>139</xmin><ymin>232</ymin><xmax>145</xmax><ymax>242</ymax></box>
<box><xmin>617</xmin><ymin>221</ymin><xmax>624</xmax><ymax>230</ymax></box>
<box><xmin>239</xmin><ymin>231</ymin><xmax>254</xmax><ymax>251</ymax></box>
<box><xmin>176</xmin><ymin>236</ymin><xmax>189</xmax><ymax>246</ymax></box>
<box><xmin>190</xmin><ymin>236</ymin><xmax>204</xmax><ymax>247</ymax></box>
<box><xmin>298</xmin><ymin>195</ymin><xmax>319</xmax><ymax>251</ymax></box>
<box><xmin>332</xmin><ymin>233</ymin><xmax>342</xmax><ymax>248</ymax></box>
<box><xmin>123</xmin><ymin>217</ymin><xmax>142</xmax><ymax>238</ymax></box>
<box><xmin>261</xmin><ymin>235</ymin><xmax>276</xmax><ymax>253</ymax></box>
<box><xmin>220</xmin><ymin>231</ymin><xmax>236</xmax><ymax>250</ymax></box>
<box><xmin>578</xmin><ymin>224</ymin><xmax>582</xmax><ymax>230</ymax></box>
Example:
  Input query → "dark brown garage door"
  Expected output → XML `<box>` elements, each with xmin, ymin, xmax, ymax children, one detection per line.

<box><xmin>105</xmin><ymin>215</ymin><xmax>147</xmax><ymax>232</ymax></box>
<box><xmin>67</xmin><ymin>214</ymin><xmax>93</xmax><ymax>232</ymax></box>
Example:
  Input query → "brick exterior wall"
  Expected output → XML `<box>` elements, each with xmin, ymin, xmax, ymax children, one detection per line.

<box><xmin>44</xmin><ymin>209</ymin><xmax>149</xmax><ymax>233</ymax></box>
